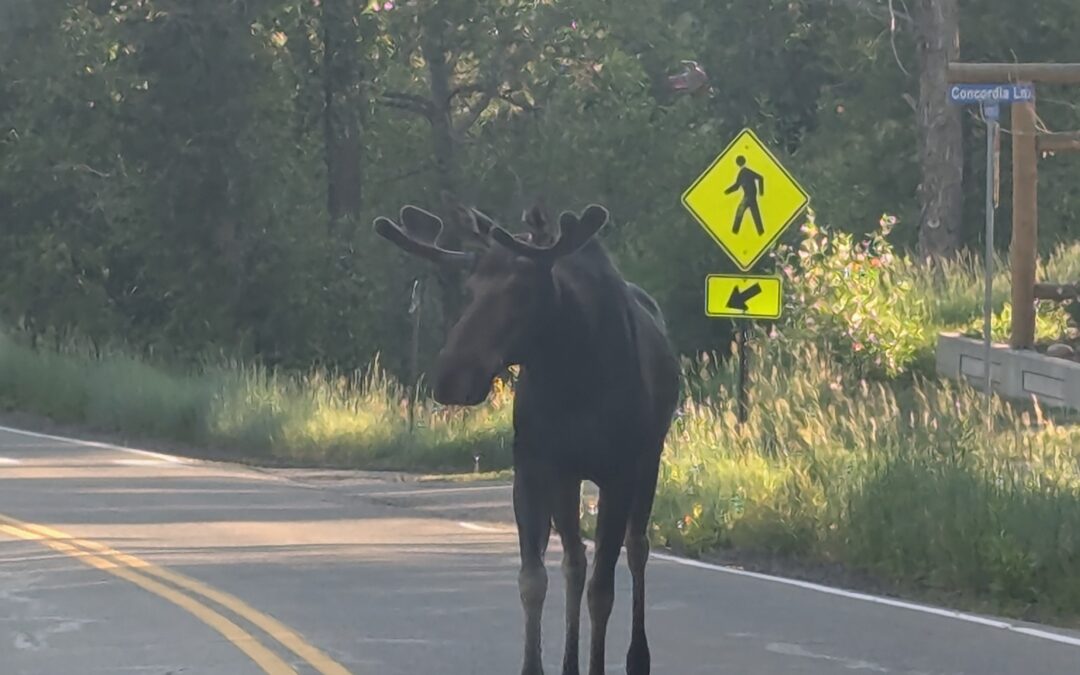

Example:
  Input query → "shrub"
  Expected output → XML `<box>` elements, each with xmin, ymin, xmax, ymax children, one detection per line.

<box><xmin>774</xmin><ymin>211</ymin><xmax>933</xmax><ymax>378</ymax></box>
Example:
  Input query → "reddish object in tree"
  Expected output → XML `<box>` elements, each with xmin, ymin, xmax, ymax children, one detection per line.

<box><xmin>667</xmin><ymin>60</ymin><xmax>709</xmax><ymax>94</ymax></box>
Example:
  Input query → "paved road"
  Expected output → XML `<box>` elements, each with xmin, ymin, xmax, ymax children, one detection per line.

<box><xmin>2</xmin><ymin>425</ymin><xmax>1079</xmax><ymax>675</ymax></box>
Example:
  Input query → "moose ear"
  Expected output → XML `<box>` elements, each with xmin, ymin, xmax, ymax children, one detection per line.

<box><xmin>524</xmin><ymin>205</ymin><xmax>545</xmax><ymax>232</ymax></box>
<box><xmin>523</xmin><ymin>201</ymin><xmax>557</xmax><ymax>245</ymax></box>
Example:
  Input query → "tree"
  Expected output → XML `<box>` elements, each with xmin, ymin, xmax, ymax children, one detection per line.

<box><xmin>913</xmin><ymin>0</ymin><xmax>963</xmax><ymax>261</ymax></box>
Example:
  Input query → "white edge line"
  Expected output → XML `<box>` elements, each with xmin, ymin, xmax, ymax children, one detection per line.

<box><xmin>0</xmin><ymin>424</ymin><xmax>189</xmax><ymax>464</ymax></box>
<box><xmin>0</xmin><ymin>457</ymin><xmax>20</xmax><ymax>465</ymax></box>
<box><xmin>457</xmin><ymin>521</ymin><xmax>1080</xmax><ymax>650</ymax></box>
<box><xmin>456</xmin><ymin>521</ymin><xmax>505</xmax><ymax>533</ymax></box>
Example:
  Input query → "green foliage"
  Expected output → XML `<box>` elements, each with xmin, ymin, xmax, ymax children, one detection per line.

<box><xmin>960</xmin><ymin>301</ymin><xmax>1072</xmax><ymax>344</ymax></box>
<box><xmin>954</xmin><ymin>241</ymin><xmax>1080</xmax><ymax>343</ymax></box>
<box><xmin>3</xmin><ymin>0</ymin><xmax>1079</xmax><ymax>376</ymax></box>
<box><xmin>776</xmin><ymin>211</ymin><xmax>933</xmax><ymax>378</ymax></box>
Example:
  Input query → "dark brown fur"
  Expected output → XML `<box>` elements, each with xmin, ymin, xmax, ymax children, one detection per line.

<box><xmin>374</xmin><ymin>200</ymin><xmax>680</xmax><ymax>675</ymax></box>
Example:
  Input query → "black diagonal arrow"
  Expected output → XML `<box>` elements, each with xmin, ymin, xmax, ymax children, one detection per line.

<box><xmin>726</xmin><ymin>282</ymin><xmax>762</xmax><ymax>311</ymax></box>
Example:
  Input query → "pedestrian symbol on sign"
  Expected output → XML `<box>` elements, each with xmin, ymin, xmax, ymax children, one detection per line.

<box><xmin>725</xmin><ymin>156</ymin><xmax>765</xmax><ymax>236</ymax></box>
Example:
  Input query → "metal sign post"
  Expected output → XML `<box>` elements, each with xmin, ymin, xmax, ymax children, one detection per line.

<box><xmin>948</xmin><ymin>83</ymin><xmax>1034</xmax><ymax>424</ymax></box>
<box><xmin>407</xmin><ymin>278</ymin><xmax>423</xmax><ymax>434</ymax></box>
<box><xmin>982</xmin><ymin>102</ymin><xmax>999</xmax><ymax>423</ymax></box>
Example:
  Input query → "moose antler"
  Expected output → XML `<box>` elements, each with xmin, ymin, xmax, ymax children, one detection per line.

<box><xmin>373</xmin><ymin>205</ymin><xmax>475</xmax><ymax>265</ymax></box>
<box><xmin>491</xmin><ymin>204</ymin><xmax>609</xmax><ymax>264</ymax></box>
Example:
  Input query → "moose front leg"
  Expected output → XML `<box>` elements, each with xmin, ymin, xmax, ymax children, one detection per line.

<box><xmin>514</xmin><ymin>465</ymin><xmax>552</xmax><ymax>675</ymax></box>
<box><xmin>587</xmin><ymin>485</ymin><xmax>632</xmax><ymax>675</ymax></box>
<box><xmin>551</xmin><ymin>478</ymin><xmax>587</xmax><ymax>675</ymax></box>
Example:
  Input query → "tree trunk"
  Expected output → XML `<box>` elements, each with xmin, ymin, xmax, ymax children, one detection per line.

<box><xmin>322</xmin><ymin>3</ymin><xmax>364</xmax><ymax>230</ymax></box>
<box><xmin>421</xmin><ymin>33</ymin><xmax>459</xmax><ymax>198</ymax></box>
<box><xmin>421</xmin><ymin>28</ymin><xmax>465</xmax><ymax>325</ymax></box>
<box><xmin>914</xmin><ymin>0</ymin><xmax>963</xmax><ymax>261</ymax></box>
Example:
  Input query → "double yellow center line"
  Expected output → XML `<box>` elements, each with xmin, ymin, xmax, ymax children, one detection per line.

<box><xmin>0</xmin><ymin>513</ymin><xmax>353</xmax><ymax>675</ymax></box>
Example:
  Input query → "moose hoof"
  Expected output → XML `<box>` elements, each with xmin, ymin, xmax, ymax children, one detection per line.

<box><xmin>625</xmin><ymin>641</ymin><xmax>650</xmax><ymax>675</ymax></box>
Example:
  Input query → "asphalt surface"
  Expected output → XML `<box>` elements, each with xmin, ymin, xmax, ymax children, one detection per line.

<box><xmin>2</xmin><ymin>425</ymin><xmax>1080</xmax><ymax>674</ymax></box>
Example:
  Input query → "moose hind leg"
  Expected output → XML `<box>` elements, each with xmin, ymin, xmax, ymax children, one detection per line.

<box><xmin>515</xmin><ymin>466</ymin><xmax>552</xmax><ymax>675</ymax></box>
<box><xmin>552</xmin><ymin>478</ymin><xmax>587</xmax><ymax>675</ymax></box>
<box><xmin>625</xmin><ymin>457</ymin><xmax>661</xmax><ymax>675</ymax></box>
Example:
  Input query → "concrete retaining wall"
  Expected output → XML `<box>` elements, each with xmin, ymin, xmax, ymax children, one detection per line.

<box><xmin>935</xmin><ymin>332</ymin><xmax>1080</xmax><ymax>411</ymax></box>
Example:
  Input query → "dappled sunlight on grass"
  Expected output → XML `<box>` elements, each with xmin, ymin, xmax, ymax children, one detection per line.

<box><xmin>654</xmin><ymin>339</ymin><xmax>1080</xmax><ymax>617</ymax></box>
<box><xmin>0</xmin><ymin>335</ymin><xmax>512</xmax><ymax>472</ymax></box>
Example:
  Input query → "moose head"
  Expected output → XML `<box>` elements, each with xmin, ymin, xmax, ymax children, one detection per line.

<box><xmin>373</xmin><ymin>198</ymin><xmax>609</xmax><ymax>406</ymax></box>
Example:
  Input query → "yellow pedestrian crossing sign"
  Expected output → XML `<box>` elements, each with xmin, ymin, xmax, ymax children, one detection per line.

<box><xmin>705</xmin><ymin>274</ymin><xmax>783</xmax><ymax>319</ymax></box>
<box><xmin>682</xmin><ymin>128</ymin><xmax>810</xmax><ymax>271</ymax></box>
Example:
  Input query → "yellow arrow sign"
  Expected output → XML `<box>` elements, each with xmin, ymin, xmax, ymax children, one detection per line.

<box><xmin>682</xmin><ymin>128</ymin><xmax>809</xmax><ymax>271</ymax></box>
<box><xmin>705</xmin><ymin>274</ymin><xmax>783</xmax><ymax>319</ymax></box>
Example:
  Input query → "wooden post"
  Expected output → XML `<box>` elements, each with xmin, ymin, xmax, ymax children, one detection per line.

<box><xmin>1037</xmin><ymin>132</ymin><xmax>1080</xmax><ymax>153</ymax></box>
<box><xmin>1034</xmin><ymin>282</ymin><xmax>1080</xmax><ymax>301</ymax></box>
<box><xmin>1010</xmin><ymin>91</ymin><xmax>1038</xmax><ymax>350</ymax></box>
<box><xmin>946</xmin><ymin>62</ymin><xmax>1080</xmax><ymax>349</ymax></box>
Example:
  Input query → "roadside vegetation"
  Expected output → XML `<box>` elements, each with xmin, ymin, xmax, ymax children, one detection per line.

<box><xmin>3</xmin><ymin>216</ymin><xmax>1079</xmax><ymax>622</ymax></box>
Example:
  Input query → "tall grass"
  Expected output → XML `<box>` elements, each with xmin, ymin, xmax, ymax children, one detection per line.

<box><xmin>649</xmin><ymin>338</ymin><xmax>1080</xmax><ymax>618</ymax></box>
<box><xmin>0</xmin><ymin>333</ymin><xmax>512</xmax><ymax>471</ymax></box>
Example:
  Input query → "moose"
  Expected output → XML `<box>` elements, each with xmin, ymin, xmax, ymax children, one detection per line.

<box><xmin>373</xmin><ymin>196</ymin><xmax>680</xmax><ymax>675</ymax></box>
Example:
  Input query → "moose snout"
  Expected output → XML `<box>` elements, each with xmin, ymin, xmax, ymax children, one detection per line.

<box><xmin>433</xmin><ymin>355</ymin><xmax>496</xmax><ymax>407</ymax></box>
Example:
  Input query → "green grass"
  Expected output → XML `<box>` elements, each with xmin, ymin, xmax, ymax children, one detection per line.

<box><xmin>0</xmin><ymin>333</ymin><xmax>513</xmax><ymax>472</ymax></box>
<box><xmin>926</xmin><ymin>242</ymin><xmax>1079</xmax><ymax>343</ymax></box>
<box><xmin>646</xmin><ymin>339</ymin><xmax>1080</xmax><ymax>622</ymax></box>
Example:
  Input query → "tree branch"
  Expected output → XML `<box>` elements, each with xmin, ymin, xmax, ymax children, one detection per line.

<box><xmin>827</xmin><ymin>0</ymin><xmax>913</xmax><ymax>27</ymax></box>
<box><xmin>59</xmin><ymin>163</ymin><xmax>112</xmax><ymax>178</ymax></box>
<box><xmin>447</xmin><ymin>82</ymin><xmax>487</xmax><ymax>103</ymax></box>
<box><xmin>453</xmin><ymin>89</ymin><xmax>497</xmax><ymax>137</ymax></box>
<box><xmin>887</xmin><ymin>0</ymin><xmax>911</xmax><ymax>75</ymax></box>
<box><xmin>373</xmin><ymin>161</ymin><xmax>434</xmax><ymax>188</ymax></box>
<box><xmin>377</xmin><ymin>92</ymin><xmax>434</xmax><ymax>118</ymax></box>
<box><xmin>499</xmin><ymin>90</ymin><xmax>541</xmax><ymax>113</ymax></box>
